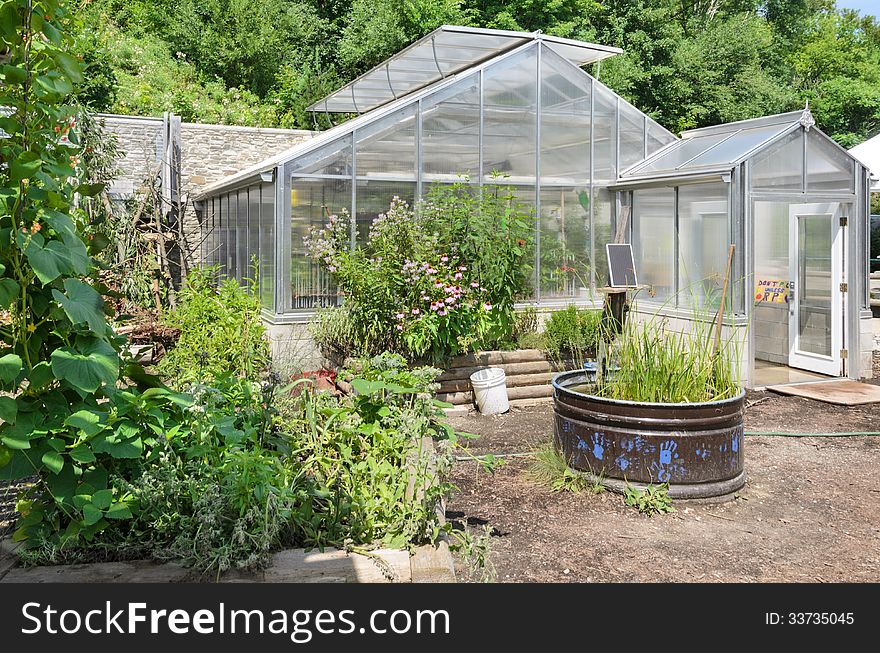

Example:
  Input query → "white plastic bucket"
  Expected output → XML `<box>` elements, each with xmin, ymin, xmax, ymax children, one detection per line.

<box><xmin>469</xmin><ymin>367</ymin><xmax>509</xmax><ymax>415</ymax></box>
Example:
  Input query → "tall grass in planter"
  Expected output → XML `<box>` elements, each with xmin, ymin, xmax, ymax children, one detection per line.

<box><xmin>596</xmin><ymin>309</ymin><xmax>742</xmax><ymax>404</ymax></box>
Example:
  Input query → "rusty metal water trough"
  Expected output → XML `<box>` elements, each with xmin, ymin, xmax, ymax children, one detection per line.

<box><xmin>552</xmin><ymin>370</ymin><xmax>745</xmax><ymax>500</ymax></box>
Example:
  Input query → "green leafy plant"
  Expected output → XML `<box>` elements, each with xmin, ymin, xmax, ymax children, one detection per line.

<box><xmin>543</xmin><ymin>305</ymin><xmax>603</xmax><ymax>367</ymax></box>
<box><xmin>596</xmin><ymin>311</ymin><xmax>741</xmax><ymax>403</ymax></box>
<box><xmin>157</xmin><ymin>265</ymin><xmax>270</xmax><ymax>385</ymax></box>
<box><xmin>528</xmin><ymin>443</ymin><xmax>604</xmax><ymax>495</ymax></box>
<box><xmin>623</xmin><ymin>482</ymin><xmax>675</xmax><ymax>516</ymax></box>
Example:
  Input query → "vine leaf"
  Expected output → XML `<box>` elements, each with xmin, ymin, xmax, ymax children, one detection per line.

<box><xmin>19</xmin><ymin>231</ymin><xmax>90</xmax><ymax>284</ymax></box>
<box><xmin>0</xmin><ymin>278</ymin><xmax>20</xmax><ymax>309</ymax></box>
<box><xmin>50</xmin><ymin>338</ymin><xmax>118</xmax><ymax>393</ymax></box>
<box><xmin>0</xmin><ymin>396</ymin><xmax>17</xmax><ymax>424</ymax></box>
<box><xmin>0</xmin><ymin>353</ymin><xmax>22</xmax><ymax>385</ymax></box>
<box><xmin>41</xmin><ymin>450</ymin><xmax>64</xmax><ymax>475</ymax></box>
<box><xmin>52</xmin><ymin>278</ymin><xmax>109</xmax><ymax>335</ymax></box>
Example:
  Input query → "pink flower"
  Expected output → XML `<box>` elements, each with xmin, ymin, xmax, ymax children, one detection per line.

<box><xmin>328</xmin><ymin>265</ymin><xmax>336</xmax><ymax>272</ymax></box>
<box><xmin>459</xmin><ymin>266</ymin><xmax>467</xmax><ymax>271</ymax></box>
<box><xmin>411</xmin><ymin>308</ymin><xmax>420</xmax><ymax>315</ymax></box>
<box><xmin>438</xmin><ymin>309</ymin><xmax>448</xmax><ymax>316</ymax></box>
<box><xmin>471</xmin><ymin>282</ymin><xmax>480</xmax><ymax>288</ymax></box>
<box><xmin>446</xmin><ymin>297</ymin><xmax>456</xmax><ymax>305</ymax></box>
<box><xmin>396</xmin><ymin>324</ymin><xmax>403</xmax><ymax>330</ymax></box>
<box><xmin>422</xmin><ymin>295</ymin><xmax>430</xmax><ymax>301</ymax></box>
<box><xmin>396</xmin><ymin>313</ymin><xmax>405</xmax><ymax>319</ymax></box>
<box><xmin>434</xmin><ymin>282</ymin><xmax>444</xmax><ymax>289</ymax></box>
<box><xmin>483</xmin><ymin>302</ymin><xmax>492</xmax><ymax>311</ymax></box>
<box><xmin>454</xmin><ymin>272</ymin><xmax>463</xmax><ymax>280</ymax></box>
<box><xmin>440</xmin><ymin>255</ymin><xmax>449</xmax><ymax>263</ymax></box>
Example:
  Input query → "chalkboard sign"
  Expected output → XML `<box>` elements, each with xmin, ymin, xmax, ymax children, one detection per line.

<box><xmin>606</xmin><ymin>243</ymin><xmax>638</xmax><ymax>287</ymax></box>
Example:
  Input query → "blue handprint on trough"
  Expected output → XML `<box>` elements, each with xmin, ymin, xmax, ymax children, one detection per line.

<box><xmin>591</xmin><ymin>432</ymin><xmax>606</xmax><ymax>460</ymax></box>
<box><xmin>659</xmin><ymin>439</ymin><xmax>678</xmax><ymax>464</ymax></box>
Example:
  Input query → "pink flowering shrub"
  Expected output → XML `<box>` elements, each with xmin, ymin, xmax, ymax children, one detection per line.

<box><xmin>305</xmin><ymin>185</ymin><xmax>534</xmax><ymax>362</ymax></box>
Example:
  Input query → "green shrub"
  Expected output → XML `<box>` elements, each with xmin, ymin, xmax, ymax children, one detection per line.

<box><xmin>305</xmin><ymin>182</ymin><xmax>535</xmax><ymax>363</ymax></box>
<box><xmin>543</xmin><ymin>306</ymin><xmax>603</xmax><ymax>366</ymax></box>
<box><xmin>157</xmin><ymin>266</ymin><xmax>270</xmax><ymax>385</ymax></box>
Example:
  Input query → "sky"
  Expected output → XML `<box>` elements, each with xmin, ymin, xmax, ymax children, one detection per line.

<box><xmin>835</xmin><ymin>0</ymin><xmax>878</xmax><ymax>18</ymax></box>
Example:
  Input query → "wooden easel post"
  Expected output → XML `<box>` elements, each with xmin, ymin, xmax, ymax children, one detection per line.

<box><xmin>712</xmin><ymin>244</ymin><xmax>736</xmax><ymax>359</ymax></box>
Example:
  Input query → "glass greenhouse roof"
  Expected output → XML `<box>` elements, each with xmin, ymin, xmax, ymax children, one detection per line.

<box><xmin>307</xmin><ymin>25</ymin><xmax>621</xmax><ymax>115</ymax></box>
<box><xmin>620</xmin><ymin>110</ymin><xmax>812</xmax><ymax>180</ymax></box>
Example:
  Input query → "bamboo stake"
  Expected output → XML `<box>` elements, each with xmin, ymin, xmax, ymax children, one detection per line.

<box><xmin>712</xmin><ymin>244</ymin><xmax>736</xmax><ymax>359</ymax></box>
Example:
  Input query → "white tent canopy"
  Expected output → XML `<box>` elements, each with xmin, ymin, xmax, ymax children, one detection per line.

<box><xmin>849</xmin><ymin>134</ymin><xmax>880</xmax><ymax>191</ymax></box>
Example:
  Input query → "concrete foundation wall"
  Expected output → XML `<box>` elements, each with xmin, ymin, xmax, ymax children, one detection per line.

<box><xmin>754</xmin><ymin>303</ymin><xmax>788</xmax><ymax>365</ymax></box>
<box><xmin>858</xmin><ymin>312</ymin><xmax>874</xmax><ymax>379</ymax></box>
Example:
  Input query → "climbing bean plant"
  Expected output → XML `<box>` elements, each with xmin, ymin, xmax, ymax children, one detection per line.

<box><xmin>0</xmin><ymin>0</ymin><xmax>149</xmax><ymax>545</ymax></box>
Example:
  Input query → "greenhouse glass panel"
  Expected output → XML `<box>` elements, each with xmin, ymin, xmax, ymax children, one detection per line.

<box><xmin>259</xmin><ymin>183</ymin><xmax>275</xmax><ymax>310</ymax></box>
<box><xmin>483</xmin><ymin>182</ymin><xmax>537</xmax><ymax>298</ymax></box>
<box><xmin>539</xmin><ymin>47</ymin><xmax>590</xmax><ymax>184</ymax></box>
<box><xmin>355</xmin><ymin>105</ymin><xmax>417</xmax><ymax>179</ymax></box>
<box><xmin>752</xmin><ymin>201</ymin><xmax>790</xmax><ymax>363</ymax></box>
<box><xmin>355</xmin><ymin>180</ymin><xmax>417</xmax><ymax>243</ymax></box>
<box><xmin>236</xmin><ymin>188</ymin><xmax>248</xmax><ymax>282</ymax></box>
<box><xmin>421</xmin><ymin>76</ymin><xmax>481</xmax><ymax>182</ymax></box>
<box><xmin>632</xmin><ymin>187</ymin><xmax>675</xmax><ymax>302</ymax></box>
<box><xmin>646</xmin><ymin>119</ymin><xmax>676</xmax><ymax>158</ymax></box>
<box><xmin>248</xmin><ymin>185</ymin><xmax>260</xmax><ymax>283</ymax></box>
<box><xmin>592</xmin><ymin>83</ymin><xmax>618</xmax><ymax>184</ymax></box>
<box><xmin>751</xmin><ymin>130</ymin><xmax>804</xmax><ymax>192</ymax></box>
<box><xmin>482</xmin><ymin>47</ymin><xmax>538</xmax><ymax>182</ymax></box>
<box><xmin>289</xmin><ymin>177</ymin><xmax>349</xmax><ymax>309</ymax></box>
<box><xmin>618</xmin><ymin>101</ymin><xmax>646</xmax><ymax>170</ymax></box>
<box><xmin>677</xmin><ymin>182</ymin><xmax>730</xmax><ymax>308</ymax></box>
<box><xmin>217</xmin><ymin>196</ymin><xmax>226</xmax><ymax>276</ymax></box>
<box><xmin>538</xmin><ymin>186</ymin><xmax>591</xmax><ymax>299</ymax></box>
<box><xmin>627</xmin><ymin>132</ymin><xmax>730</xmax><ymax>176</ymax></box>
<box><xmin>226</xmin><ymin>193</ymin><xmax>236</xmax><ymax>279</ymax></box>
<box><xmin>290</xmin><ymin>135</ymin><xmax>353</xmax><ymax>176</ymax></box>
<box><xmin>682</xmin><ymin>124</ymin><xmax>790</xmax><ymax>170</ymax></box>
<box><xmin>806</xmin><ymin>131</ymin><xmax>855</xmax><ymax>192</ymax></box>
<box><xmin>593</xmin><ymin>189</ymin><xmax>615</xmax><ymax>289</ymax></box>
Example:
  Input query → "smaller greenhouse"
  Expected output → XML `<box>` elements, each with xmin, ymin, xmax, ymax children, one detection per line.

<box><xmin>615</xmin><ymin>109</ymin><xmax>873</xmax><ymax>385</ymax></box>
<box><xmin>193</xmin><ymin>26</ymin><xmax>873</xmax><ymax>386</ymax></box>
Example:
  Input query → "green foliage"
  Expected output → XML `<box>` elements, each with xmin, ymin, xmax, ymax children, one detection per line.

<box><xmin>623</xmin><ymin>482</ymin><xmax>675</xmax><ymax>516</ymax></box>
<box><xmin>528</xmin><ymin>443</ymin><xmax>604</xmax><ymax>495</ymax></box>
<box><xmin>306</xmin><ymin>188</ymin><xmax>534</xmax><ymax>362</ymax></box>
<box><xmin>596</xmin><ymin>311</ymin><xmax>742</xmax><ymax>403</ymax></box>
<box><xmin>157</xmin><ymin>266</ymin><xmax>270</xmax><ymax>386</ymax></box>
<box><xmin>67</xmin><ymin>0</ymin><xmax>880</xmax><ymax>146</ymax></box>
<box><xmin>543</xmin><ymin>305</ymin><xmax>604</xmax><ymax>366</ymax></box>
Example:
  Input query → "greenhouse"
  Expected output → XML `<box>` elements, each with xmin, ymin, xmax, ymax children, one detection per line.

<box><xmin>193</xmin><ymin>25</ymin><xmax>873</xmax><ymax>386</ymax></box>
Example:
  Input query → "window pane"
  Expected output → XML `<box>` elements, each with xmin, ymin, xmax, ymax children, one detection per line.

<box><xmin>619</xmin><ymin>101</ymin><xmax>646</xmax><ymax>170</ymax></box>
<box><xmin>421</xmin><ymin>76</ymin><xmax>480</xmax><ymax>182</ymax></box>
<box><xmin>751</xmin><ymin>129</ymin><xmax>804</xmax><ymax>192</ymax></box>
<box><xmin>539</xmin><ymin>187</ymin><xmax>590</xmax><ymax>299</ymax></box>
<box><xmin>806</xmin><ymin>131</ymin><xmax>854</xmax><ymax>192</ymax></box>
<box><xmin>217</xmin><ymin>196</ymin><xmax>227</xmax><ymax>276</ymax></box>
<box><xmin>248</xmin><ymin>185</ymin><xmax>260</xmax><ymax>285</ymax></box>
<box><xmin>677</xmin><ymin>182</ymin><xmax>730</xmax><ymax>308</ymax></box>
<box><xmin>592</xmin><ymin>82</ymin><xmax>617</xmax><ymax>184</ymax></box>
<box><xmin>226</xmin><ymin>194</ymin><xmax>236</xmax><ymax>280</ymax></box>
<box><xmin>482</xmin><ymin>47</ymin><xmax>537</xmax><ymax>182</ymax></box>
<box><xmin>356</xmin><ymin>105</ymin><xmax>417</xmax><ymax>179</ymax></box>
<box><xmin>593</xmin><ymin>188</ymin><xmax>615</xmax><ymax>290</ymax></box>
<box><xmin>290</xmin><ymin>135</ymin><xmax>353</xmax><ymax>176</ymax></box>
<box><xmin>632</xmin><ymin>187</ymin><xmax>675</xmax><ymax>302</ymax></box>
<box><xmin>646</xmin><ymin>119</ymin><xmax>676</xmax><ymax>157</ymax></box>
<box><xmin>539</xmin><ymin>47</ymin><xmax>590</xmax><ymax>184</ymax></box>
<box><xmin>753</xmin><ymin>201</ymin><xmax>790</xmax><ymax>364</ymax></box>
<box><xmin>259</xmin><ymin>183</ymin><xmax>276</xmax><ymax>311</ymax></box>
<box><xmin>237</xmin><ymin>188</ymin><xmax>248</xmax><ymax>282</ymax></box>
<box><xmin>290</xmin><ymin>177</ymin><xmax>350</xmax><ymax>310</ymax></box>
<box><xmin>355</xmin><ymin>180</ymin><xmax>416</xmax><ymax>243</ymax></box>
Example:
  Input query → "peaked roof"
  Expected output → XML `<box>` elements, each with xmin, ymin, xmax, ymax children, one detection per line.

<box><xmin>849</xmin><ymin>133</ymin><xmax>880</xmax><ymax>191</ymax></box>
<box><xmin>620</xmin><ymin>110</ymin><xmax>816</xmax><ymax>181</ymax></box>
<box><xmin>306</xmin><ymin>25</ymin><xmax>621</xmax><ymax>115</ymax></box>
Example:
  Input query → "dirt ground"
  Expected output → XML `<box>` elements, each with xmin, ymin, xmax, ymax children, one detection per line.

<box><xmin>446</xmin><ymin>381</ymin><xmax>880</xmax><ymax>583</ymax></box>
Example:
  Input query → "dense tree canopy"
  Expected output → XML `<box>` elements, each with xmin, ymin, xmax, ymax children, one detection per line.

<box><xmin>72</xmin><ymin>0</ymin><xmax>880</xmax><ymax>144</ymax></box>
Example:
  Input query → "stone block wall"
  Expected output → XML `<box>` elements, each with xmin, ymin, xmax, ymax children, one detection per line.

<box><xmin>97</xmin><ymin>113</ymin><xmax>313</xmax><ymax>263</ymax></box>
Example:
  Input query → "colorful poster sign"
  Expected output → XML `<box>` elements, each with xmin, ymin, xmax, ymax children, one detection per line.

<box><xmin>754</xmin><ymin>279</ymin><xmax>792</xmax><ymax>304</ymax></box>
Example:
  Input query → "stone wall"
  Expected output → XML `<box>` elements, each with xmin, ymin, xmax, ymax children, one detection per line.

<box><xmin>97</xmin><ymin>113</ymin><xmax>313</xmax><ymax>263</ymax></box>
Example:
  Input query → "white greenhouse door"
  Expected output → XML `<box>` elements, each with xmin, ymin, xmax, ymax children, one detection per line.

<box><xmin>787</xmin><ymin>203</ymin><xmax>843</xmax><ymax>376</ymax></box>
